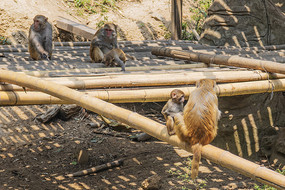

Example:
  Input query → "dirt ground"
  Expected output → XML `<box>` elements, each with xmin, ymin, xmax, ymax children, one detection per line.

<box><xmin>0</xmin><ymin>103</ymin><xmax>261</xmax><ymax>190</ymax></box>
<box><xmin>0</xmin><ymin>0</ymin><xmax>279</xmax><ymax>189</ymax></box>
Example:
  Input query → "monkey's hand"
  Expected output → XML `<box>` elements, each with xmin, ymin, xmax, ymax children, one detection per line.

<box><xmin>41</xmin><ymin>52</ymin><xmax>50</xmax><ymax>60</ymax></box>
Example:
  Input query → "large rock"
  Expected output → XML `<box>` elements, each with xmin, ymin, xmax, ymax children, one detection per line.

<box><xmin>199</xmin><ymin>0</ymin><xmax>285</xmax><ymax>47</ymax></box>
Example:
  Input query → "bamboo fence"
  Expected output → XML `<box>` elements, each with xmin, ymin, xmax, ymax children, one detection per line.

<box><xmin>0</xmin><ymin>69</ymin><xmax>284</xmax><ymax>188</ymax></box>
<box><xmin>152</xmin><ymin>47</ymin><xmax>285</xmax><ymax>74</ymax></box>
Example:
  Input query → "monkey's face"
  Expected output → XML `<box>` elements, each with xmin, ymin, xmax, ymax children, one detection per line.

<box><xmin>33</xmin><ymin>16</ymin><xmax>47</xmax><ymax>32</ymax></box>
<box><xmin>172</xmin><ymin>93</ymin><xmax>185</xmax><ymax>103</ymax></box>
<box><xmin>103</xmin><ymin>24</ymin><xmax>117</xmax><ymax>39</ymax></box>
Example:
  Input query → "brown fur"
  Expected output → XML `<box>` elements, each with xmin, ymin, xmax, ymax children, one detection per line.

<box><xmin>89</xmin><ymin>23</ymin><xmax>118</xmax><ymax>63</ymax></box>
<box><xmin>103</xmin><ymin>48</ymin><xmax>126</xmax><ymax>71</ymax></box>
<box><xmin>161</xmin><ymin>89</ymin><xmax>185</xmax><ymax>136</ymax></box>
<box><xmin>174</xmin><ymin>79</ymin><xmax>220</xmax><ymax>179</ymax></box>
<box><xmin>28</xmin><ymin>15</ymin><xmax>53</xmax><ymax>60</ymax></box>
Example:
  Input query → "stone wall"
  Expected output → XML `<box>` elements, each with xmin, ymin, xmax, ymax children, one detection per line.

<box><xmin>199</xmin><ymin>0</ymin><xmax>285</xmax><ymax>47</ymax></box>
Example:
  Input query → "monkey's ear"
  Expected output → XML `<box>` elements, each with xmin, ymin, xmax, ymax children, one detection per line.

<box><xmin>45</xmin><ymin>17</ymin><xmax>48</xmax><ymax>22</ymax></box>
<box><xmin>196</xmin><ymin>80</ymin><xmax>201</xmax><ymax>88</ymax></box>
<box><xmin>113</xmin><ymin>24</ymin><xmax>117</xmax><ymax>31</ymax></box>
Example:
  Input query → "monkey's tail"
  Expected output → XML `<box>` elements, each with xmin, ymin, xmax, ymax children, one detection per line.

<box><xmin>125</xmin><ymin>53</ymin><xmax>136</xmax><ymax>60</ymax></box>
<box><xmin>191</xmin><ymin>143</ymin><xmax>202</xmax><ymax>180</ymax></box>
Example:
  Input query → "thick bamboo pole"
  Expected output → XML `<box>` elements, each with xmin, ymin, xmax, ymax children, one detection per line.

<box><xmin>0</xmin><ymin>70</ymin><xmax>284</xmax><ymax>188</ymax></box>
<box><xmin>1</xmin><ymin>78</ymin><xmax>285</xmax><ymax>105</ymax></box>
<box><xmin>152</xmin><ymin>47</ymin><xmax>285</xmax><ymax>75</ymax></box>
<box><xmin>1</xmin><ymin>71</ymin><xmax>284</xmax><ymax>91</ymax></box>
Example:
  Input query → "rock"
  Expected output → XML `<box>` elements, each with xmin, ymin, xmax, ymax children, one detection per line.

<box><xmin>200</xmin><ymin>0</ymin><xmax>285</xmax><ymax>47</ymax></box>
<box><xmin>141</xmin><ymin>174</ymin><xmax>161</xmax><ymax>190</ymax></box>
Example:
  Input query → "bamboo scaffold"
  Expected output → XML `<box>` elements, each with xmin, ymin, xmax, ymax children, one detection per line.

<box><xmin>0</xmin><ymin>69</ymin><xmax>284</xmax><ymax>188</ymax></box>
<box><xmin>151</xmin><ymin>47</ymin><xmax>285</xmax><ymax>75</ymax></box>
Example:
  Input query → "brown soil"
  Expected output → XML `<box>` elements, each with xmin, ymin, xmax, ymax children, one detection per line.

<box><xmin>0</xmin><ymin>103</ymin><xmax>260</xmax><ymax>189</ymax></box>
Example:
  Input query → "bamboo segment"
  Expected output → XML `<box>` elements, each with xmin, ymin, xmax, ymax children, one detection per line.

<box><xmin>1</xmin><ymin>79</ymin><xmax>285</xmax><ymax>105</ymax></box>
<box><xmin>152</xmin><ymin>47</ymin><xmax>285</xmax><ymax>75</ymax></box>
<box><xmin>1</xmin><ymin>71</ymin><xmax>284</xmax><ymax>91</ymax></box>
<box><xmin>0</xmin><ymin>70</ymin><xmax>283</xmax><ymax>188</ymax></box>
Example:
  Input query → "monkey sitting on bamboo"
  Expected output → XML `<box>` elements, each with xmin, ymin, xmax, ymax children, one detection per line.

<box><xmin>162</xmin><ymin>79</ymin><xmax>221</xmax><ymax>179</ymax></box>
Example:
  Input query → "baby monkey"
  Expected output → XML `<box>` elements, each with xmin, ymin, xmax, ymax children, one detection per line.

<box><xmin>103</xmin><ymin>48</ymin><xmax>126</xmax><ymax>71</ymax></box>
<box><xmin>161</xmin><ymin>89</ymin><xmax>185</xmax><ymax>136</ymax></box>
<box><xmin>174</xmin><ymin>79</ymin><xmax>220</xmax><ymax>179</ymax></box>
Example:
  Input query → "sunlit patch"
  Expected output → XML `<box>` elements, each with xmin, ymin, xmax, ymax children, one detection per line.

<box><xmin>118</xmin><ymin>175</ymin><xmax>130</xmax><ymax>182</ymax></box>
<box><xmin>7</xmin><ymin>153</ymin><xmax>14</xmax><ymax>158</ymax></box>
<box><xmin>156</xmin><ymin>156</ymin><xmax>163</xmax><ymax>161</ymax></box>
<box><xmin>102</xmin><ymin>178</ymin><xmax>111</xmax><ymax>185</ymax></box>
<box><xmin>31</xmin><ymin>125</ymin><xmax>40</xmax><ymax>131</ymax></box>
<box><xmin>38</xmin><ymin>132</ymin><xmax>46</xmax><ymax>138</ymax></box>
<box><xmin>12</xmin><ymin>107</ymin><xmax>29</xmax><ymax>120</ymax></box>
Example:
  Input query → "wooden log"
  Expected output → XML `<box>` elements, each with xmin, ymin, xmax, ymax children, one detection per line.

<box><xmin>152</xmin><ymin>47</ymin><xmax>285</xmax><ymax>75</ymax></box>
<box><xmin>1</xmin><ymin>71</ymin><xmax>284</xmax><ymax>91</ymax></box>
<box><xmin>0</xmin><ymin>70</ymin><xmax>284</xmax><ymax>188</ymax></box>
<box><xmin>1</xmin><ymin>78</ymin><xmax>285</xmax><ymax>105</ymax></box>
<box><xmin>56</xmin><ymin>17</ymin><xmax>96</xmax><ymax>40</ymax></box>
<box><xmin>171</xmin><ymin>0</ymin><xmax>182</xmax><ymax>40</ymax></box>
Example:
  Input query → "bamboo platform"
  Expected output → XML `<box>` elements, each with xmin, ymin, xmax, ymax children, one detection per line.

<box><xmin>0</xmin><ymin>40</ymin><xmax>285</xmax><ymax>88</ymax></box>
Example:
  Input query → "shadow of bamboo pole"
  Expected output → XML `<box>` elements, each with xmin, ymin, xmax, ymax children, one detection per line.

<box><xmin>0</xmin><ymin>70</ymin><xmax>284</xmax><ymax>188</ymax></box>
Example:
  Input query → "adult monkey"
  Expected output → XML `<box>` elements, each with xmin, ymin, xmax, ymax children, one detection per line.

<box><xmin>90</xmin><ymin>23</ymin><xmax>118</xmax><ymax>63</ymax></box>
<box><xmin>174</xmin><ymin>79</ymin><xmax>221</xmax><ymax>179</ymax></box>
<box><xmin>28</xmin><ymin>15</ymin><xmax>53</xmax><ymax>60</ymax></box>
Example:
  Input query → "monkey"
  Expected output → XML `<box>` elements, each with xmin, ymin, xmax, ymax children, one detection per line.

<box><xmin>89</xmin><ymin>23</ymin><xmax>118</xmax><ymax>63</ymax></box>
<box><xmin>28</xmin><ymin>15</ymin><xmax>53</xmax><ymax>60</ymax></box>
<box><xmin>161</xmin><ymin>89</ymin><xmax>185</xmax><ymax>136</ymax></box>
<box><xmin>103</xmin><ymin>48</ymin><xmax>127</xmax><ymax>71</ymax></box>
<box><xmin>173</xmin><ymin>79</ymin><xmax>221</xmax><ymax>179</ymax></box>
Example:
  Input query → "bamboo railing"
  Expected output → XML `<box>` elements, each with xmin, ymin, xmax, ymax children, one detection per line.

<box><xmin>0</xmin><ymin>69</ymin><xmax>284</xmax><ymax>188</ymax></box>
<box><xmin>0</xmin><ymin>78</ymin><xmax>284</xmax><ymax>105</ymax></box>
<box><xmin>151</xmin><ymin>47</ymin><xmax>285</xmax><ymax>74</ymax></box>
<box><xmin>1</xmin><ymin>70</ymin><xmax>284</xmax><ymax>91</ymax></box>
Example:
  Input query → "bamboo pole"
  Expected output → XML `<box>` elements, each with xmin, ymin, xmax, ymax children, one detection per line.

<box><xmin>1</xmin><ymin>78</ymin><xmax>285</xmax><ymax>105</ymax></box>
<box><xmin>0</xmin><ymin>70</ymin><xmax>284</xmax><ymax>188</ymax></box>
<box><xmin>22</xmin><ymin>63</ymin><xmax>213</xmax><ymax>77</ymax></box>
<box><xmin>152</xmin><ymin>47</ymin><xmax>285</xmax><ymax>75</ymax></box>
<box><xmin>1</xmin><ymin>71</ymin><xmax>284</xmax><ymax>91</ymax></box>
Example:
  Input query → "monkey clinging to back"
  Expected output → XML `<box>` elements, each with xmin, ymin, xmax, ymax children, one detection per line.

<box><xmin>28</xmin><ymin>15</ymin><xmax>53</xmax><ymax>60</ymax></box>
<box><xmin>174</xmin><ymin>79</ymin><xmax>220</xmax><ymax>179</ymax></box>
<box><xmin>89</xmin><ymin>23</ymin><xmax>118</xmax><ymax>63</ymax></box>
<box><xmin>161</xmin><ymin>89</ymin><xmax>185</xmax><ymax>136</ymax></box>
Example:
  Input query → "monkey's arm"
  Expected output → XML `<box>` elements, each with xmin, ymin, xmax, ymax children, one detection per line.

<box><xmin>30</xmin><ymin>33</ymin><xmax>49</xmax><ymax>58</ymax></box>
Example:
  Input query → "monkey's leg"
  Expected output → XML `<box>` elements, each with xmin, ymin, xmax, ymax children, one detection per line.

<box><xmin>166</xmin><ymin>116</ymin><xmax>175</xmax><ymax>136</ymax></box>
<box><xmin>90</xmin><ymin>46</ymin><xmax>104</xmax><ymax>63</ymax></box>
<box><xmin>113</xmin><ymin>56</ymin><xmax>125</xmax><ymax>71</ymax></box>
